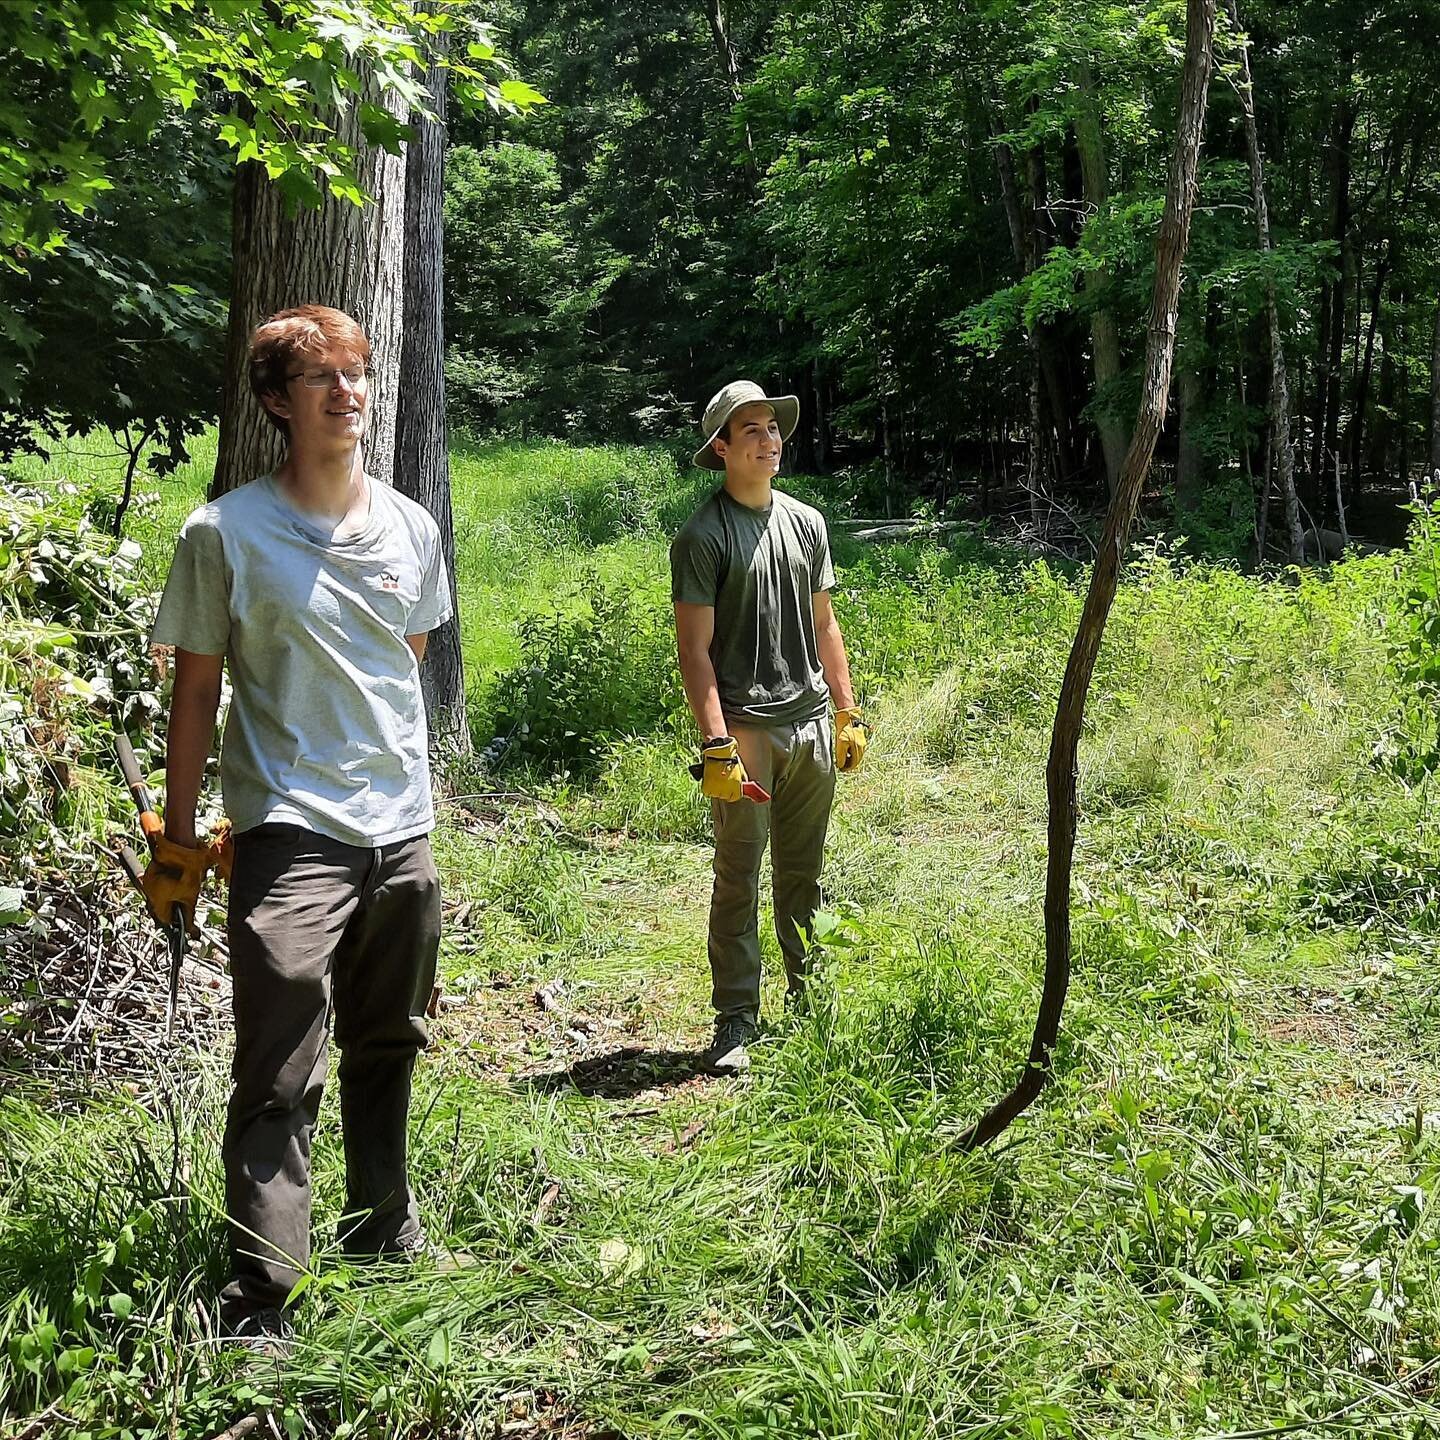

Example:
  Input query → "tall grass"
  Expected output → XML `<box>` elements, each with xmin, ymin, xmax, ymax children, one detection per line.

<box><xmin>5</xmin><ymin>437</ymin><xmax>1440</xmax><ymax>1437</ymax></box>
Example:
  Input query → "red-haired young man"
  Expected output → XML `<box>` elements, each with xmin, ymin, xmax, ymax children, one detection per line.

<box><xmin>147</xmin><ymin>305</ymin><xmax>452</xmax><ymax>1350</ymax></box>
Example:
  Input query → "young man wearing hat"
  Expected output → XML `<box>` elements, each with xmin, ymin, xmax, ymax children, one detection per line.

<box><xmin>671</xmin><ymin>380</ymin><xmax>869</xmax><ymax>1074</ymax></box>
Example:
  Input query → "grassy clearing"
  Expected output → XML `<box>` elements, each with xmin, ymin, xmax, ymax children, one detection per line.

<box><xmin>5</xmin><ymin>439</ymin><xmax>1440</xmax><ymax>1438</ymax></box>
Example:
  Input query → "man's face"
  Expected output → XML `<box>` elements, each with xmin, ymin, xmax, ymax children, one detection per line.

<box><xmin>713</xmin><ymin>402</ymin><xmax>781</xmax><ymax>479</ymax></box>
<box><xmin>263</xmin><ymin>345</ymin><xmax>370</xmax><ymax>449</ymax></box>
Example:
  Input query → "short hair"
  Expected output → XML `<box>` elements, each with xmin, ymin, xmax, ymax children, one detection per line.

<box><xmin>249</xmin><ymin>305</ymin><xmax>372</xmax><ymax>435</ymax></box>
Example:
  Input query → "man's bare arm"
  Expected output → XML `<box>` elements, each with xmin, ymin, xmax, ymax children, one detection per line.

<box><xmin>813</xmin><ymin>591</ymin><xmax>857</xmax><ymax>712</ymax></box>
<box><xmin>165</xmin><ymin>648</ymin><xmax>224</xmax><ymax>846</ymax></box>
<box><xmin>674</xmin><ymin>602</ymin><xmax>727</xmax><ymax>738</ymax></box>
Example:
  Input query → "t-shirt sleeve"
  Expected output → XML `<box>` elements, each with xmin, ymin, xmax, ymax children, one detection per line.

<box><xmin>810</xmin><ymin>514</ymin><xmax>836</xmax><ymax>593</ymax></box>
<box><xmin>407</xmin><ymin>521</ymin><xmax>454</xmax><ymax>635</ymax></box>
<box><xmin>149</xmin><ymin>512</ymin><xmax>231</xmax><ymax>655</ymax></box>
<box><xmin>671</xmin><ymin>526</ymin><xmax>721</xmax><ymax>606</ymax></box>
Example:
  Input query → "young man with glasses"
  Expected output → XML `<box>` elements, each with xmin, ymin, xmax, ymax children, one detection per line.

<box><xmin>147</xmin><ymin>304</ymin><xmax>453</xmax><ymax>1351</ymax></box>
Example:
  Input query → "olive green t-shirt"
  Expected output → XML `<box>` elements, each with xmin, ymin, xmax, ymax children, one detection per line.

<box><xmin>670</xmin><ymin>487</ymin><xmax>835</xmax><ymax>726</ymax></box>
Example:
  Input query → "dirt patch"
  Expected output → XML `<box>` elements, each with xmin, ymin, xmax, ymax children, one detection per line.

<box><xmin>1263</xmin><ymin>1001</ymin><xmax>1368</xmax><ymax>1054</ymax></box>
<box><xmin>433</xmin><ymin>972</ymin><xmax>722</xmax><ymax>1104</ymax></box>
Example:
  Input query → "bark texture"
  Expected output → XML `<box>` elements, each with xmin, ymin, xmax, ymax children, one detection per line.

<box><xmin>1075</xmin><ymin>63</ymin><xmax>1131</xmax><ymax>496</ymax></box>
<box><xmin>1231</xmin><ymin>1</ymin><xmax>1304</xmax><ymax>560</ymax></box>
<box><xmin>960</xmin><ymin>0</ymin><xmax>1217</xmax><ymax>1151</ymax></box>
<box><xmin>213</xmin><ymin>80</ymin><xmax>408</xmax><ymax>498</ymax></box>
<box><xmin>1430</xmin><ymin>293</ymin><xmax>1440</xmax><ymax>478</ymax></box>
<box><xmin>394</xmin><ymin>34</ymin><xmax>469</xmax><ymax>756</ymax></box>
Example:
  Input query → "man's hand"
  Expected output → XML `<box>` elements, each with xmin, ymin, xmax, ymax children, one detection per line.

<box><xmin>695</xmin><ymin>735</ymin><xmax>750</xmax><ymax>802</ymax></box>
<box><xmin>141</xmin><ymin>833</ymin><xmax>211</xmax><ymax>936</ymax></box>
<box><xmin>835</xmin><ymin>707</ymin><xmax>871</xmax><ymax>773</ymax></box>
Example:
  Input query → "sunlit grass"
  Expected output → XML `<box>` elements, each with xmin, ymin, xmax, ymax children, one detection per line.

<box><xmin>5</xmin><ymin>438</ymin><xmax>1440</xmax><ymax>1437</ymax></box>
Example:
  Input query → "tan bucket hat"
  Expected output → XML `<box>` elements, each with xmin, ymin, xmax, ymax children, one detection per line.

<box><xmin>692</xmin><ymin>380</ymin><xmax>800</xmax><ymax>470</ymax></box>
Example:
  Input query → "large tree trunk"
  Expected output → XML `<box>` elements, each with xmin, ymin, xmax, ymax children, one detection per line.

<box><xmin>393</xmin><ymin>34</ymin><xmax>469</xmax><ymax>757</ymax></box>
<box><xmin>213</xmin><ymin>80</ymin><xmax>408</xmax><ymax>497</ymax></box>
<box><xmin>1231</xmin><ymin>0</ymin><xmax>1304</xmax><ymax>560</ymax></box>
<box><xmin>1430</xmin><ymin>293</ymin><xmax>1440</xmax><ymax>479</ymax></box>
<box><xmin>1075</xmin><ymin>62</ymin><xmax>1132</xmax><ymax>496</ymax></box>
<box><xmin>960</xmin><ymin>0</ymin><xmax>1217</xmax><ymax>1150</ymax></box>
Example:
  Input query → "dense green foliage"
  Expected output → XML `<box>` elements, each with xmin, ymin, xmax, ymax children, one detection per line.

<box><xmin>5</xmin><ymin>444</ymin><xmax>1440</xmax><ymax>1436</ymax></box>
<box><xmin>0</xmin><ymin>0</ymin><xmax>535</xmax><ymax>483</ymax></box>
<box><xmin>440</xmin><ymin>0</ymin><xmax>1440</xmax><ymax>548</ymax></box>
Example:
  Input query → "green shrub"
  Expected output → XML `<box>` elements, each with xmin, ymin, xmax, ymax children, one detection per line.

<box><xmin>1382</xmin><ymin>488</ymin><xmax>1440</xmax><ymax>782</ymax></box>
<box><xmin>481</xmin><ymin>574</ymin><xmax>686</xmax><ymax>775</ymax></box>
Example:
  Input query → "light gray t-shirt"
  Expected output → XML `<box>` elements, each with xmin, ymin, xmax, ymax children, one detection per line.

<box><xmin>150</xmin><ymin>475</ymin><xmax>453</xmax><ymax>847</ymax></box>
<box><xmin>670</xmin><ymin>487</ymin><xmax>835</xmax><ymax>727</ymax></box>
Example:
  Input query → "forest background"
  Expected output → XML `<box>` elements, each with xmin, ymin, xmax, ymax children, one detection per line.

<box><xmin>6</xmin><ymin>1</ymin><xmax>1440</xmax><ymax>1438</ymax></box>
<box><xmin>5</xmin><ymin>0</ymin><xmax>1440</xmax><ymax>552</ymax></box>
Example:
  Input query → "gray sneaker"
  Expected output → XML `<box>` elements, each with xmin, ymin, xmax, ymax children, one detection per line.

<box><xmin>225</xmin><ymin>1306</ymin><xmax>294</xmax><ymax>1361</ymax></box>
<box><xmin>703</xmin><ymin>1017</ymin><xmax>758</xmax><ymax>1075</ymax></box>
<box><xmin>396</xmin><ymin>1231</ymin><xmax>477</xmax><ymax>1273</ymax></box>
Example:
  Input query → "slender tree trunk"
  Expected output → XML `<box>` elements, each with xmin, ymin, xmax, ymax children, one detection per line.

<box><xmin>997</xmin><ymin>136</ymin><xmax>1052</xmax><ymax>510</ymax></box>
<box><xmin>1175</xmin><ymin>362</ymin><xmax>1205</xmax><ymax>513</ymax></box>
<box><xmin>703</xmin><ymin>0</ymin><xmax>756</xmax><ymax>166</ymax></box>
<box><xmin>1025</xmin><ymin>134</ymin><xmax>1080</xmax><ymax>486</ymax></box>
<box><xmin>814</xmin><ymin>362</ymin><xmax>830</xmax><ymax>473</ymax></box>
<box><xmin>1347</xmin><ymin>254</ymin><xmax>1388</xmax><ymax>493</ymax></box>
<box><xmin>213</xmin><ymin>78</ymin><xmax>408</xmax><ymax>497</ymax></box>
<box><xmin>1333</xmin><ymin>447</ymin><xmax>1349</xmax><ymax>548</ymax></box>
<box><xmin>1076</xmin><ymin>62</ymin><xmax>1131</xmax><ymax>496</ymax></box>
<box><xmin>393</xmin><ymin>33</ymin><xmax>469</xmax><ymax>757</ymax></box>
<box><xmin>1255</xmin><ymin>425</ymin><xmax>1272</xmax><ymax>563</ymax></box>
<box><xmin>960</xmin><ymin>0</ymin><xmax>1217</xmax><ymax>1150</ymax></box>
<box><xmin>1231</xmin><ymin>0</ymin><xmax>1304</xmax><ymax>559</ymax></box>
<box><xmin>1308</xmin><ymin>85</ymin><xmax>1355</xmax><ymax>507</ymax></box>
<box><xmin>1400</xmin><ymin>299</ymin><xmax>1412</xmax><ymax>484</ymax></box>
<box><xmin>1430</xmin><ymin>293</ymin><xmax>1440</xmax><ymax>479</ymax></box>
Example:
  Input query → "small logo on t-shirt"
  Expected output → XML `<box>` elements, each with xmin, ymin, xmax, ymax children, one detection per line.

<box><xmin>379</xmin><ymin>570</ymin><xmax>401</xmax><ymax>591</ymax></box>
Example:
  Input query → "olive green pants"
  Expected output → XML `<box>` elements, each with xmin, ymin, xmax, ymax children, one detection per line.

<box><xmin>709</xmin><ymin>715</ymin><xmax>836</xmax><ymax>1025</ymax></box>
<box><xmin>218</xmin><ymin>824</ymin><xmax>440</xmax><ymax>1326</ymax></box>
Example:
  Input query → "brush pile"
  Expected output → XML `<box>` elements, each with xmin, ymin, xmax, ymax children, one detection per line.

<box><xmin>0</xmin><ymin>481</ymin><xmax>228</xmax><ymax>1084</ymax></box>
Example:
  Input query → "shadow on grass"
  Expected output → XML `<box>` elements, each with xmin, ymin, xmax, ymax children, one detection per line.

<box><xmin>519</xmin><ymin>1045</ymin><xmax>715</xmax><ymax>1100</ymax></box>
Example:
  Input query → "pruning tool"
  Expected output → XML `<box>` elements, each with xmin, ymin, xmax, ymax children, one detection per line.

<box><xmin>111</xmin><ymin>729</ymin><xmax>188</xmax><ymax>1037</ymax></box>
<box><xmin>687</xmin><ymin>760</ymin><xmax>771</xmax><ymax>804</ymax></box>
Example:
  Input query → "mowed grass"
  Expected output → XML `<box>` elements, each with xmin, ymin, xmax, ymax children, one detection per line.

<box><xmin>5</xmin><ymin>437</ymin><xmax>1440</xmax><ymax>1438</ymax></box>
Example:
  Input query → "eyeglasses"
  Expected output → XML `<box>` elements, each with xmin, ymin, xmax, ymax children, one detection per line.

<box><xmin>287</xmin><ymin>364</ymin><xmax>369</xmax><ymax>389</ymax></box>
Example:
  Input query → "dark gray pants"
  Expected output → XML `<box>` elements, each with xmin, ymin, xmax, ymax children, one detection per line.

<box><xmin>218</xmin><ymin>824</ymin><xmax>440</xmax><ymax>1325</ymax></box>
<box><xmin>709</xmin><ymin>716</ymin><xmax>836</xmax><ymax>1026</ymax></box>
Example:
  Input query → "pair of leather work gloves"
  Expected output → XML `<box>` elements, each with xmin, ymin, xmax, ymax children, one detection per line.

<box><xmin>696</xmin><ymin>707</ymin><xmax>871</xmax><ymax>803</ymax></box>
<box><xmin>140</xmin><ymin>824</ymin><xmax>233</xmax><ymax>936</ymax></box>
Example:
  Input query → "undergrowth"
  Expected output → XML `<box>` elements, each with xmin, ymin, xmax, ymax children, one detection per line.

<box><xmin>4</xmin><ymin>443</ymin><xmax>1440</xmax><ymax>1438</ymax></box>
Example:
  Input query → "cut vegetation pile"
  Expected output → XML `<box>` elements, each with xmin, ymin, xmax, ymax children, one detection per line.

<box><xmin>0</xmin><ymin>484</ymin><xmax>228</xmax><ymax>1080</ymax></box>
<box><xmin>5</xmin><ymin>446</ymin><xmax>1440</xmax><ymax>1439</ymax></box>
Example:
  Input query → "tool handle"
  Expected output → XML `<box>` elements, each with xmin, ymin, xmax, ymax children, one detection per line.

<box><xmin>111</xmin><ymin>843</ymin><xmax>147</xmax><ymax>891</ymax></box>
<box><xmin>115</xmin><ymin>731</ymin><xmax>163</xmax><ymax>840</ymax></box>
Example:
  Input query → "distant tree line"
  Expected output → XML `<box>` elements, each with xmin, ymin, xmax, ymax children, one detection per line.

<box><xmin>447</xmin><ymin>0</ymin><xmax>1440</xmax><ymax>553</ymax></box>
<box><xmin>2</xmin><ymin>0</ymin><xmax>1438</xmax><ymax>558</ymax></box>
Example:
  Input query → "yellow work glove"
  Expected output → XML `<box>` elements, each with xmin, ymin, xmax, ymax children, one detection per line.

<box><xmin>696</xmin><ymin>735</ymin><xmax>748</xmax><ymax>803</ymax></box>
<box><xmin>834</xmin><ymin>707</ymin><xmax>871</xmax><ymax>773</ymax></box>
<box><xmin>140</xmin><ymin>833</ymin><xmax>211</xmax><ymax>936</ymax></box>
<box><xmin>206</xmin><ymin>820</ymin><xmax>234</xmax><ymax>885</ymax></box>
